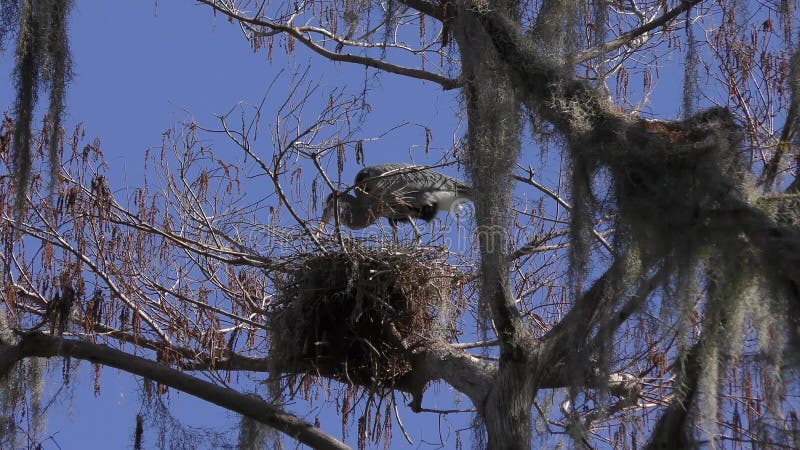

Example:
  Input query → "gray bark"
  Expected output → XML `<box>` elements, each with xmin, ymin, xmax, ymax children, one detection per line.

<box><xmin>0</xmin><ymin>332</ymin><xmax>350</xmax><ymax>450</ymax></box>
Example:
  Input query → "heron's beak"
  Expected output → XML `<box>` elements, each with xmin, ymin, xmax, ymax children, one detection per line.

<box><xmin>315</xmin><ymin>207</ymin><xmax>333</xmax><ymax>238</ymax></box>
<box><xmin>314</xmin><ymin>219</ymin><xmax>328</xmax><ymax>238</ymax></box>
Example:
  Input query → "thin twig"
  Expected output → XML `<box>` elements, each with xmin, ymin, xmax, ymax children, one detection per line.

<box><xmin>513</xmin><ymin>170</ymin><xmax>615</xmax><ymax>254</ymax></box>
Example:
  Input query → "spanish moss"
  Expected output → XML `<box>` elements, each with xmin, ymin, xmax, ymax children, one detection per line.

<box><xmin>10</xmin><ymin>0</ymin><xmax>73</xmax><ymax>222</ymax></box>
<box><xmin>566</xmin><ymin>149</ymin><xmax>595</xmax><ymax>292</ymax></box>
<box><xmin>682</xmin><ymin>9</ymin><xmax>699</xmax><ymax>117</ymax></box>
<box><xmin>11</xmin><ymin>0</ymin><xmax>42</xmax><ymax>223</ymax></box>
<box><xmin>43</xmin><ymin>0</ymin><xmax>72</xmax><ymax>202</ymax></box>
<box><xmin>0</xmin><ymin>357</ymin><xmax>45</xmax><ymax>449</ymax></box>
<box><xmin>455</xmin><ymin>4</ymin><xmax>522</xmax><ymax>338</ymax></box>
<box><xmin>343</xmin><ymin>0</ymin><xmax>369</xmax><ymax>40</ymax></box>
<box><xmin>0</xmin><ymin>0</ymin><xmax>19</xmax><ymax>51</ymax></box>
<box><xmin>592</xmin><ymin>0</ymin><xmax>608</xmax><ymax>83</ymax></box>
<box><xmin>237</xmin><ymin>412</ymin><xmax>271</xmax><ymax>450</ymax></box>
<box><xmin>779</xmin><ymin>0</ymin><xmax>795</xmax><ymax>46</ymax></box>
<box><xmin>528</xmin><ymin>0</ymin><xmax>579</xmax><ymax>67</ymax></box>
<box><xmin>787</xmin><ymin>45</ymin><xmax>800</xmax><ymax>152</ymax></box>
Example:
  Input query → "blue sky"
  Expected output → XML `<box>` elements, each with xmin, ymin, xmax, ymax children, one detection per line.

<box><xmin>10</xmin><ymin>1</ymin><xmax>463</xmax><ymax>181</ymax></box>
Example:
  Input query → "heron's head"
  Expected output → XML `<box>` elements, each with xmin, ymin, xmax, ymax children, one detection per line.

<box><xmin>321</xmin><ymin>193</ymin><xmax>349</xmax><ymax>224</ymax></box>
<box><xmin>319</xmin><ymin>192</ymin><xmax>372</xmax><ymax>231</ymax></box>
<box><xmin>319</xmin><ymin>192</ymin><xmax>353</xmax><ymax>232</ymax></box>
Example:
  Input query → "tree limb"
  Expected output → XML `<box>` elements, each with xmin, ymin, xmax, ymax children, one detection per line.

<box><xmin>644</xmin><ymin>342</ymin><xmax>702</xmax><ymax>448</ymax></box>
<box><xmin>396</xmin><ymin>0</ymin><xmax>443</xmax><ymax>20</ymax></box>
<box><xmin>195</xmin><ymin>0</ymin><xmax>460</xmax><ymax>90</ymax></box>
<box><xmin>575</xmin><ymin>0</ymin><xmax>703</xmax><ymax>64</ymax></box>
<box><xmin>0</xmin><ymin>332</ymin><xmax>350</xmax><ymax>450</ymax></box>
<box><xmin>407</xmin><ymin>342</ymin><xmax>496</xmax><ymax>408</ymax></box>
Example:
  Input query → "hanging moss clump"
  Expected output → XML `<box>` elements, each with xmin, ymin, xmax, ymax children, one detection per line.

<box><xmin>268</xmin><ymin>246</ymin><xmax>462</xmax><ymax>390</ymax></box>
<box><xmin>756</xmin><ymin>193</ymin><xmax>800</xmax><ymax>226</ymax></box>
<box><xmin>610</xmin><ymin>108</ymin><xmax>748</xmax><ymax>254</ymax></box>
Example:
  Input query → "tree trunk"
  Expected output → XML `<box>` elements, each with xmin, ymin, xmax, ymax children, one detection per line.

<box><xmin>483</xmin><ymin>364</ymin><xmax>535</xmax><ymax>449</ymax></box>
<box><xmin>453</xmin><ymin>2</ymin><xmax>535</xmax><ymax>447</ymax></box>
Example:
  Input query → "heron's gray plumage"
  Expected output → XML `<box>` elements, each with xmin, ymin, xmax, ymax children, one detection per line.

<box><xmin>354</xmin><ymin>163</ymin><xmax>472</xmax><ymax>200</ymax></box>
<box><xmin>321</xmin><ymin>163</ymin><xmax>472</xmax><ymax>233</ymax></box>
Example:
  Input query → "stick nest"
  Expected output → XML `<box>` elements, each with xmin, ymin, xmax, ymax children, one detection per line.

<box><xmin>269</xmin><ymin>246</ymin><xmax>462</xmax><ymax>388</ymax></box>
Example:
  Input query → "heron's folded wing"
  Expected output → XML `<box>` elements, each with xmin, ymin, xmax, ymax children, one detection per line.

<box><xmin>357</xmin><ymin>164</ymin><xmax>470</xmax><ymax>197</ymax></box>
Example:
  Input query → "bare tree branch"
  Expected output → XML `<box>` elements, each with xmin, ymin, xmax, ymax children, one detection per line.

<box><xmin>195</xmin><ymin>0</ymin><xmax>460</xmax><ymax>90</ymax></box>
<box><xmin>0</xmin><ymin>331</ymin><xmax>350</xmax><ymax>450</ymax></box>
<box><xmin>513</xmin><ymin>171</ymin><xmax>614</xmax><ymax>254</ymax></box>
<box><xmin>575</xmin><ymin>0</ymin><xmax>703</xmax><ymax>63</ymax></box>
<box><xmin>764</xmin><ymin>43</ymin><xmax>800</xmax><ymax>190</ymax></box>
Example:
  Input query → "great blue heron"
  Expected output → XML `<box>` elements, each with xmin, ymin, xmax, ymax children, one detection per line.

<box><xmin>318</xmin><ymin>163</ymin><xmax>472</xmax><ymax>239</ymax></box>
